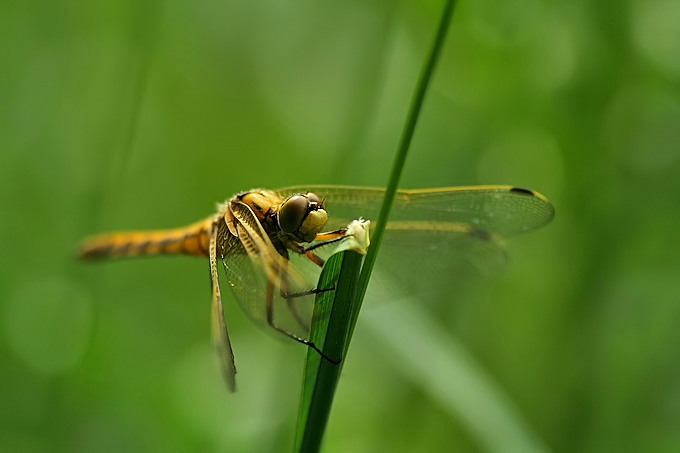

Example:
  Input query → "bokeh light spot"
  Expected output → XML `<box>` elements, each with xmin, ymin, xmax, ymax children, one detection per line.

<box><xmin>604</xmin><ymin>84</ymin><xmax>680</xmax><ymax>173</ymax></box>
<box><xmin>4</xmin><ymin>275</ymin><xmax>93</xmax><ymax>375</ymax></box>
<box><xmin>631</xmin><ymin>0</ymin><xmax>680</xmax><ymax>76</ymax></box>
<box><xmin>476</xmin><ymin>127</ymin><xmax>565</xmax><ymax>197</ymax></box>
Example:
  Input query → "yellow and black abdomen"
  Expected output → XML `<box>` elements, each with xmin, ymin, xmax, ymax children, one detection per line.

<box><xmin>79</xmin><ymin>218</ymin><xmax>213</xmax><ymax>260</ymax></box>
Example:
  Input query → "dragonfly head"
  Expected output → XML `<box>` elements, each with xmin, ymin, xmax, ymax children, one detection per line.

<box><xmin>278</xmin><ymin>192</ymin><xmax>328</xmax><ymax>243</ymax></box>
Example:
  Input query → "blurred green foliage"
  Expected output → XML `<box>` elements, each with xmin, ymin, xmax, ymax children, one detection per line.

<box><xmin>2</xmin><ymin>0</ymin><xmax>680</xmax><ymax>451</ymax></box>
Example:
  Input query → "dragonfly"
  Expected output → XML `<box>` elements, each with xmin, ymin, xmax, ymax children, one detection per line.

<box><xmin>79</xmin><ymin>185</ymin><xmax>554</xmax><ymax>391</ymax></box>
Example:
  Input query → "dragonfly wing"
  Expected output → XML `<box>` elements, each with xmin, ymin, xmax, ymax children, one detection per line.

<box><xmin>209</xmin><ymin>222</ymin><xmax>237</xmax><ymax>392</ymax></box>
<box><xmin>222</xmin><ymin>201</ymin><xmax>317</xmax><ymax>341</ymax></box>
<box><xmin>277</xmin><ymin>185</ymin><xmax>553</xmax><ymax>300</ymax></box>
<box><xmin>392</xmin><ymin>186</ymin><xmax>554</xmax><ymax>236</ymax></box>
<box><xmin>279</xmin><ymin>185</ymin><xmax>554</xmax><ymax>236</ymax></box>
<box><xmin>369</xmin><ymin>227</ymin><xmax>507</xmax><ymax>302</ymax></box>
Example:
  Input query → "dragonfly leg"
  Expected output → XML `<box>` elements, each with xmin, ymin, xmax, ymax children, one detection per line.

<box><xmin>304</xmin><ymin>251</ymin><xmax>325</xmax><ymax>267</ymax></box>
<box><xmin>314</xmin><ymin>228</ymin><xmax>348</xmax><ymax>241</ymax></box>
<box><xmin>287</xmin><ymin>242</ymin><xmax>327</xmax><ymax>267</ymax></box>
<box><xmin>305</xmin><ymin>229</ymin><xmax>351</xmax><ymax>253</ymax></box>
<box><xmin>279</xmin><ymin>262</ymin><xmax>312</xmax><ymax>332</ymax></box>
<box><xmin>287</xmin><ymin>228</ymin><xmax>352</xmax><ymax>267</ymax></box>
<box><xmin>266</xmin><ymin>279</ymin><xmax>340</xmax><ymax>365</ymax></box>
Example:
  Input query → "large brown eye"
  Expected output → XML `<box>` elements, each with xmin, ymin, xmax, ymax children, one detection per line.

<box><xmin>278</xmin><ymin>195</ymin><xmax>308</xmax><ymax>234</ymax></box>
<box><xmin>307</xmin><ymin>192</ymin><xmax>322</xmax><ymax>206</ymax></box>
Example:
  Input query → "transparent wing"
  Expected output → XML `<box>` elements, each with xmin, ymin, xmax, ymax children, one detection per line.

<box><xmin>279</xmin><ymin>185</ymin><xmax>554</xmax><ymax>236</ymax></box>
<box><xmin>278</xmin><ymin>185</ymin><xmax>554</xmax><ymax>300</ymax></box>
<box><xmin>221</xmin><ymin>202</ymin><xmax>318</xmax><ymax>341</ymax></box>
<box><xmin>219</xmin><ymin>185</ymin><xmax>555</xmax><ymax>345</ymax></box>
<box><xmin>209</xmin><ymin>222</ymin><xmax>236</xmax><ymax>392</ymax></box>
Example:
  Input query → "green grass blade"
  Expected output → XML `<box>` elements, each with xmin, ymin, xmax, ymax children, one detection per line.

<box><xmin>293</xmin><ymin>1</ymin><xmax>457</xmax><ymax>450</ymax></box>
<box><xmin>294</xmin><ymin>250</ymin><xmax>363</xmax><ymax>452</ymax></box>
<box><xmin>352</xmin><ymin>0</ymin><xmax>457</xmax><ymax>343</ymax></box>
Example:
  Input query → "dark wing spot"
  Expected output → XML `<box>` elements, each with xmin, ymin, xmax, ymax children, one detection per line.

<box><xmin>509</xmin><ymin>187</ymin><xmax>535</xmax><ymax>196</ymax></box>
<box><xmin>253</xmin><ymin>203</ymin><xmax>262</xmax><ymax>212</ymax></box>
<box><xmin>469</xmin><ymin>228</ymin><xmax>491</xmax><ymax>241</ymax></box>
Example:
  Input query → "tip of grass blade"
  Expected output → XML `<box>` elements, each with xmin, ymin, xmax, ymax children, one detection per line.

<box><xmin>294</xmin><ymin>250</ymin><xmax>363</xmax><ymax>453</ymax></box>
<box><xmin>293</xmin><ymin>1</ymin><xmax>457</xmax><ymax>450</ymax></box>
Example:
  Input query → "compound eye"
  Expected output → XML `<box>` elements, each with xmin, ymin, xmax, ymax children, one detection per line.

<box><xmin>278</xmin><ymin>195</ymin><xmax>309</xmax><ymax>234</ymax></box>
<box><xmin>307</xmin><ymin>192</ymin><xmax>322</xmax><ymax>206</ymax></box>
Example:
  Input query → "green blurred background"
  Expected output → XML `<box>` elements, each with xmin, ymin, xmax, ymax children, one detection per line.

<box><xmin>2</xmin><ymin>0</ymin><xmax>680</xmax><ymax>451</ymax></box>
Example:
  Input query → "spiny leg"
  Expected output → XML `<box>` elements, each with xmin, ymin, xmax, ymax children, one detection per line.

<box><xmin>314</xmin><ymin>228</ymin><xmax>349</xmax><ymax>241</ymax></box>
<box><xmin>288</xmin><ymin>228</ymin><xmax>352</xmax><ymax>268</ymax></box>
<box><xmin>279</xmin><ymin>260</ymin><xmax>312</xmax><ymax>332</ymax></box>
<box><xmin>268</xmin><ymin>227</ymin><xmax>354</xmax><ymax>362</ymax></box>
<box><xmin>266</xmin><ymin>277</ymin><xmax>339</xmax><ymax>364</ymax></box>
<box><xmin>304</xmin><ymin>228</ymin><xmax>350</xmax><ymax>254</ymax></box>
